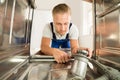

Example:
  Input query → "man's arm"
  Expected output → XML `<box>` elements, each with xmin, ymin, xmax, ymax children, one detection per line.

<box><xmin>41</xmin><ymin>37</ymin><xmax>70</xmax><ymax>63</ymax></box>
<box><xmin>70</xmin><ymin>39</ymin><xmax>79</xmax><ymax>54</ymax></box>
<box><xmin>41</xmin><ymin>37</ymin><xmax>53</xmax><ymax>55</ymax></box>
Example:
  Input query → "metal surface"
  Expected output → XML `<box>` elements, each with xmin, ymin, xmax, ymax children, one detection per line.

<box><xmin>28</xmin><ymin>61</ymin><xmax>70</xmax><ymax>80</ymax></box>
<box><xmin>93</xmin><ymin>1</ymin><xmax>120</xmax><ymax>79</ymax></box>
<box><xmin>28</xmin><ymin>56</ymin><xmax>120</xmax><ymax>80</ymax></box>
<box><xmin>71</xmin><ymin>53</ymin><xmax>89</xmax><ymax>80</ymax></box>
<box><xmin>27</xmin><ymin>60</ymin><xmax>96</xmax><ymax>80</ymax></box>
<box><xmin>0</xmin><ymin>57</ymin><xmax>28</xmax><ymax>80</ymax></box>
<box><xmin>95</xmin><ymin>0</ymin><xmax>120</xmax><ymax>57</ymax></box>
<box><xmin>0</xmin><ymin>55</ymin><xmax>119</xmax><ymax>80</ymax></box>
<box><xmin>91</xmin><ymin>59</ymin><xmax>120</xmax><ymax>80</ymax></box>
<box><xmin>0</xmin><ymin>0</ymin><xmax>32</xmax><ymax>49</ymax></box>
<box><xmin>0</xmin><ymin>45</ymin><xmax>29</xmax><ymax>80</ymax></box>
<box><xmin>0</xmin><ymin>0</ymin><xmax>34</xmax><ymax>79</ymax></box>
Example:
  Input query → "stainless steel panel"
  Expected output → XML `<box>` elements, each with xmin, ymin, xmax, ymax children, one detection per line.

<box><xmin>2</xmin><ymin>0</ymin><xmax>13</xmax><ymax>47</ymax></box>
<box><xmin>0</xmin><ymin>55</ymin><xmax>29</xmax><ymax>80</ymax></box>
<box><xmin>96</xmin><ymin>0</ymin><xmax>120</xmax><ymax>15</ymax></box>
<box><xmin>101</xmin><ymin>10</ymin><xmax>120</xmax><ymax>49</ymax></box>
<box><xmin>0</xmin><ymin>0</ymin><xmax>6</xmax><ymax>47</ymax></box>
<box><xmin>0</xmin><ymin>0</ymin><xmax>31</xmax><ymax>79</ymax></box>
<box><xmin>27</xmin><ymin>61</ymin><xmax>96</xmax><ymax>80</ymax></box>
<box><xmin>0</xmin><ymin>0</ymin><xmax>31</xmax><ymax>49</ymax></box>
<box><xmin>103</xmin><ymin>0</ymin><xmax>120</xmax><ymax>11</ymax></box>
<box><xmin>96</xmin><ymin>13</ymin><xmax>120</xmax><ymax>51</ymax></box>
<box><xmin>95</xmin><ymin>0</ymin><xmax>120</xmax><ymax>58</ymax></box>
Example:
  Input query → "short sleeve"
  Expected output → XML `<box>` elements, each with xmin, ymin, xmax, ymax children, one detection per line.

<box><xmin>42</xmin><ymin>23</ymin><xmax>52</xmax><ymax>39</ymax></box>
<box><xmin>69</xmin><ymin>24</ymin><xmax>79</xmax><ymax>39</ymax></box>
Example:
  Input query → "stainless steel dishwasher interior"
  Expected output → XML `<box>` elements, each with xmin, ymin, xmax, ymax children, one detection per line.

<box><xmin>26</xmin><ymin>52</ymin><xmax>101</xmax><ymax>80</ymax></box>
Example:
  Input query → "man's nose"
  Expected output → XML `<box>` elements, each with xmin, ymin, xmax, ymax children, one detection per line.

<box><xmin>61</xmin><ymin>25</ymin><xmax>65</xmax><ymax>31</ymax></box>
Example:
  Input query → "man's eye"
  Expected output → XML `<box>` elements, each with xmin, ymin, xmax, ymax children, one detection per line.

<box><xmin>56</xmin><ymin>23</ymin><xmax>61</xmax><ymax>26</ymax></box>
<box><xmin>64</xmin><ymin>23</ymin><xmax>68</xmax><ymax>25</ymax></box>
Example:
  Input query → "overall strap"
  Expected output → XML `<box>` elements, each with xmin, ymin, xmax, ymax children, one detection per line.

<box><xmin>50</xmin><ymin>22</ymin><xmax>56</xmax><ymax>39</ymax></box>
<box><xmin>66</xmin><ymin>23</ymin><xmax>72</xmax><ymax>39</ymax></box>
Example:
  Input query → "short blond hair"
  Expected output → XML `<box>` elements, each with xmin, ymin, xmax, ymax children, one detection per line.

<box><xmin>52</xmin><ymin>3</ymin><xmax>71</xmax><ymax>15</ymax></box>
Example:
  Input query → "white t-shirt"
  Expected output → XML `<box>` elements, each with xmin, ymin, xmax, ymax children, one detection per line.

<box><xmin>42</xmin><ymin>23</ymin><xmax>79</xmax><ymax>40</ymax></box>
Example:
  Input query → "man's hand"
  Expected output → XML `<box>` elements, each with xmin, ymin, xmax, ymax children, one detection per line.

<box><xmin>85</xmin><ymin>48</ymin><xmax>92</xmax><ymax>58</ymax></box>
<box><xmin>72</xmin><ymin>47</ymin><xmax>92</xmax><ymax>58</ymax></box>
<box><xmin>53</xmin><ymin>49</ymin><xmax>71</xmax><ymax>63</ymax></box>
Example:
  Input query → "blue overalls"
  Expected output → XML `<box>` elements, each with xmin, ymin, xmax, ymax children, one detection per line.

<box><xmin>50</xmin><ymin>22</ymin><xmax>72</xmax><ymax>48</ymax></box>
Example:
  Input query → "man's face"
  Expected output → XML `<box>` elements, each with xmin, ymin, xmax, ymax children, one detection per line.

<box><xmin>53</xmin><ymin>13</ymin><xmax>71</xmax><ymax>35</ymax></box>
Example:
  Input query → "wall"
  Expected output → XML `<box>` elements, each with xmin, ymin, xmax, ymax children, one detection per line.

<box><xmin>35</xmin><ymin>0</ymin><xmax>65</xmax><ymax>10</ymax></box>
<box><xmin>79</xmin><ymin>1</ymin><xmax>93</xmax><ymax>50</ymax></box>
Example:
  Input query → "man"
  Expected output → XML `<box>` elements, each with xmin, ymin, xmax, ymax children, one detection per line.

<box><xmin>41</xmin><ymin>3</ymin><xmax>92</xmax><ymax>63</ymax></box>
